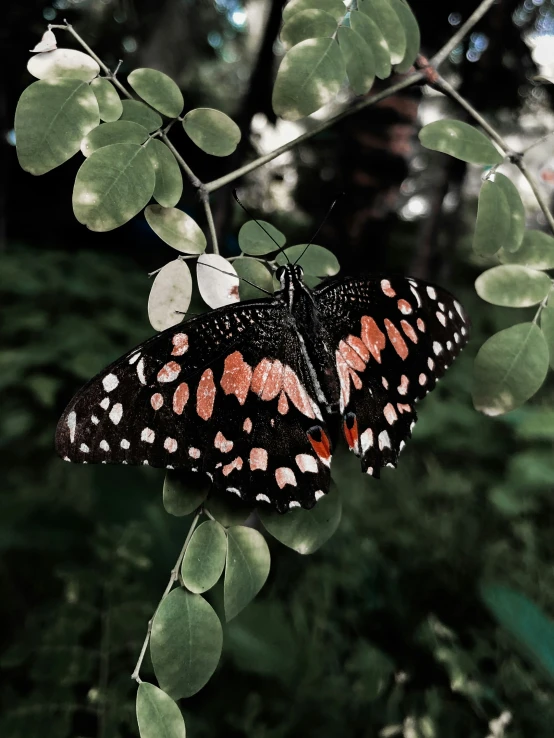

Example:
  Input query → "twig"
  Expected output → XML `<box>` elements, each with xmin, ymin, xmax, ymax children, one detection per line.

<box><xmin>131</xmin><ymin>510</ymin><xmax>202</xmax><ymax>683</ymax></box>
<box><xmin>429</xmin><ymin>0</ymin><xmax>498</xmax><ymax>68</ymax></box>
<box><xmin>521</xmin><ymin>129</ymin><xmax>554</xmax><ymax>155</ymax></box>
<box><xmin>431</xmin><ymin>74</ymin><xmax>554</xmax><ymax>236</ymax></box>
<box><xmin>199</xmin><ymin>189</ymin><xmax>220</xmax><ymax>254</ymax></box>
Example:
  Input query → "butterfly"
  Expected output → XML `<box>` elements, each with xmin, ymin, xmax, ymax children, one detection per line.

<box><xmin>56</xmin><ymin>263</ymin><xmax>469</xmax><ymax>513</ymax></box>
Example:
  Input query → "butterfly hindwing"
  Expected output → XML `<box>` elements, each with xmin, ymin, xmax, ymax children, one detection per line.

<box><xmin>56</xmin><ymin>300</ymin><xmax>332</xmax><ymax>512</ymax></box>
<box><xmin>314</xmin><ymin>276</ymin><xmax>470</xmax><ymax>476</ymax></box>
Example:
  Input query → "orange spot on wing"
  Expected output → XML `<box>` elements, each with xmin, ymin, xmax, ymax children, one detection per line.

<box><xmin>361</xmin><ymin>316</ymin><xmax>386</xmax><ymax>363</ymax></box>
<box><xmin>249</xmin><ymin>447</ymin><xmax>268</xmax><ymax>471</ymax></box>
<box><xmin>384</xmin><ymin>403</ymin><xmax>398</xmax><ymax>425</ymax></box>
<box><xmin>401</xmin><ymin>320</ymin><xmax>418</xmax><ymax>343</ymax></box>
<box><xmin>172</xmin><ymin>382</ymin><xmax>189</xmax><ymax>415</ymax></box>
<box><xmin>384</xmin><ymin>319</ymin><xmax>409</xmax><ymax>360</ymax></box>
<box><xmin>308</xmin><ymin>427</ymin><xmax>332</xmax><ymax>463</ymax></box>
<box><xmin>151</xmin><ymin>393</ymin><xmax>164</xmax><ymax>411</ymax></box>
<box><xmin>261</xmin><ymin>360</ymin><xmax>284</xmax><ymax>400</ymax></box>
<box><xmin>346</xmin><ymin>335</ymin><xmax>369</xmax><ymax>363</ymax></box>
<box><xmin>397</xmin><ymin>403</ymin><xmax>412</xmax><ymax>414</ymax></box>
<box><xmin>339</xmin><ymin>339</ymin><xmax>366</xmax><ymax>371</ymax></box>
<box><xmin>251</xmin><ymin>358</ymin><xmax>272</xmax><ymax>394</ymax></box>
<box><xmin>343</xmin><ymin>415</ymin><xmax>359</xmax><ymax>451</ymax></box>
<box><xmin>196</xmin><ymin>369</ymin><xmax>216</xmax><ymax>420</ymax></box>
<box><xmin>381</xmin><ymin>279</ymin><xmax>396</xmax><ymax>297</ymax></box>
<box><xmin>214</xmin><ymin>431</ymin><xmax>233</xmax><ymax>453</ymax></box>
<box><xmin>278</xmin><ymin>390</ymin><xmax>289</xmax><ymax>415</ymax></box>
<box><xmin>282</xmin><ymin>366</ymin><xmax>315</xmax><ymax>418</ymax></box>
<box><xmin>243</xmin><ymin>417</ymin><xmax>252</xmax><ymax>434</ymax></box>
<box><xmin>397</xmin><ymin>299</ymin><xmax>412</xmax><ymax>315</ymax></box>
<box><xmin>220</xmin><ymin>351</ymin><xmax>252</xmax><ymax>405</ymax></box>
<box><xmin>223</xmin><ymin>457</ymin><xmax>243</xmax><ymax>476</ymax></box>
<box><xmin>157</xmin><ymin>361</ymin><xmax>181</xmax><ymax>383</ymax></box>
<box><xmin>171</xmin><ymin>333</ymin><xmax>189</xmax><ymax>356</ymax></box>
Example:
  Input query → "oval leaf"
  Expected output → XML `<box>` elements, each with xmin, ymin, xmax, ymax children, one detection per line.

<box><xmin>197</xmin><ymin>255</ymin><xmax>240</xmax><ymax>309</ymax></box>
<box><xmin>27</xmin><ymin>48</ymin><xmax>100</xmax><ymax>81</ymax></box>
<box><xmin>15</xmin><ymin>79</ymin><xmax>99</xmax><ymax>175</ymax></box>
<box><xmin>540</xmin><ymin>305</ymin><xmax>554</xmax><ymax>369</ymax></box>
<box><xmin>234</xmin><ymin>258</ymin><xmax>274</xmax><ymax>300</ymax></box>
<box><xmin>280</xmin><ymin>9</ymin><xmax>338</xmax><ymax>50</ymax></box>
<box><xmin>128</xmin><ymin>68</ymin><xmax>184</xmax><ymax>118</ymax></box>
<box><xmin>73</xmin><ymin>143</ymin><xmax>155</xmax><ymax>231</ymax></box>
<box><xmin>183</xmin><ymin>108</ymin><xmax>241</xmax><ymax>157</ymax></box>
<box><xmin>204</xmin><ymin>494</ymin><xmax>253</xmax><ymax>528</ymax></box>
<box><xmin>120</xmin><ymin>99</ymin><xmax>163</xmax><ymax>133</ymax></box>
<box><xmin>136</xmin><ymin>683</ymin><xmax>186</xmax><ymax>738</ymax></box>
<box><xmin>163</xmin><ymin>470</ymin><xmax>209</xmax><ymax>517</ymax></box>
<box><xmin>272</xmin><ymin>38</ymin><xmax>346</xmax><ymax>120</ymax></box>
<box><xmin>282</xmin><ymin>0</ymin><xmax>346</xmax><ymax>24</ymax></box>
<box><xmin>90</xmin><ymin>77</ymin><xmax>123</xmax><ymax>122</ymax></box>
<box><xmin>349</xmin><ymin>10</ymin><xmax>391</xmax><ymax>80</ymax></box>
<box><xmin>475</xmin><ymin>265</ymin><xmax>551</xmax><ymax>308</ymax></box>
<box><xmin>148</xmin><ymin>259</ymin><xmax>192</xmax><ymax>332</ymax></box>
<box><xmin>473</xmin><ymin>179</ymin><xmax>511</xmax><ymax>256</ymax></box>
<box><xmin>480</xmin><ymin>584</ymin><xmax>554</xmax><ymax>683</ymax></box>
<box><xmin>150</xmin><ymin>588</ymin><xmax>223</xmax><ymax>699</ymax></box>
<box><xmin>145</xmin><ymin>205</ymin><xmax>206</xmax><ymax>254</ymax></box>
<box><xmin>473</xmin><ymin>322</ymin><xmax>549</xmax><ymax>416</ymax></box>
<box><xmin>500</xmin><ymin>229</ymin><xmax>554</xmax><ymax>270</ymax></box>
<box><xmin>181</xmin><ymin>521</ymin><xmax>227</xmax><ymax>594</ymax></box>
<box><xmin>275</xmin><ymin>244</ymin><xmax>339</xmax><ymax>276</ymax></box>
<box><xmin>337</xmin><ymin>26</ymin><xmax>375</xmax><ymax>96</ymax></box>
<box><xmin>260</xmin><ymin>480</ymin><xmax>341</xmax><ymax>554</ymax></box>
<box><xmin>80</xmin><ymin>120</ymin><xmax>149</xmax><ymax>157</ymax></box>
<box><xmin>238</xmin><ymin>220</ymin><xmax>286</xmax><ymax>255</ymax></box>
<box><xmin>494</xmin><ymin>173</ymin><xmax>526</xmax><ymax>253</ymax></box>
<box><xmin>224</xmin><ymin>526</ymin><xmax>271</xmax><ymax>621</ymax></box>
<box><xmin>147</xmin><ymin>140</ymin><xmax>183</xmax><ymax>208</ymax></box>
<box><xmin>389</xmin><ymin>0</ymin><xmax>420</xmax><ymax>72</ymax></box>
<box><xmin>358</xmin><ymin>0</ymin><xmax>406</xmax><ymax>65</ymax></box>
<box><xmin>419</xmin><ymin>120</ymin><xmax>503</xmax><ymax>166</ymax></box>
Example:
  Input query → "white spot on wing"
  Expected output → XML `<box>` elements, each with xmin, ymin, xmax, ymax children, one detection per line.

<box><xmin>120</xmin><ymin>439</ymin><xmax>130</xmax><ymax>449</ymax></box>
<box><xmin>433</xmin><ymin>341</ymin><xmax>443</xmax><ymax>355</ymax></box>
<box><xmin>141</xmin><ymin>428</ymin><xmax>155</xmax><ymax>443</ymax></box>
<box><xmin>99</xmin><ymin>440</ymin><xmax>109</xmax><ymax>451</ymax></box>
<box><xmin>67</xmin><ymin>411</ymin><xmax>76</xmax><ymax>443</ymax></box>
<box><xmin>137</xmin><ymin>357</ymin><xmax>146</xmax><ymax>385</ymax></box>
<box><xmin>128</xmin><ymin>352</ymin><xmax>141</xmax><ymax>365</ymax></box>
<box><xmin>256</xmin><ymin>493</ymin><xmax>270</xmax><ymax>503</ymax></box>
<box><xmin>80</xmin><ymin>443</ymin><xmax>89</xmax><ymax>453</ymax></box>
<box><xmin>102</xmin><ymin>373</ymin><xmax>119</xmax><ymax>392</ymax></box>
<box><xmin>427</xmin><ymin>286</ymin><xmax>437</xmax><ymax>300</ymax></box>
<box><xmin>289</xmin><ymin>501</ymin><xmax>301</xmax><ymax>509</ymax></box>
<box><xmin>378</xmin><ymin>430</ymin><xmax>391</xmax><ymax>450</ymax></box>
<box><xmin>109</xmin><ymin>403</ymin><xmax>123</xmax><ymax>425</ymax></box>
<box><xmin>360</xmin><ymin>428</ymin><xmax>373</xmax><ymax>453</ymax></box>
<box><xmin>315</xmin><ymin>490</ymin><xmax>325</xmax><ymax>501</ymax></box>
<box><xmin>91</xmin><ymin>415</ymin><xmax>99</xmax><ymax>425</ymax></box>
<box><xmin>100</xmin><ymin>397</ymin><xmax>110</xmax><ymax>410</ymax></box>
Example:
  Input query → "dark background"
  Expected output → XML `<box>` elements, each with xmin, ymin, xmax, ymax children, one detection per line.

<box><xmin>3</xmin><ymin>1</ymin><xmax>554</xmax><ymax>736</ymax></box>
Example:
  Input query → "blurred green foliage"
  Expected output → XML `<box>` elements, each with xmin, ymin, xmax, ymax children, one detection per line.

<box><xmin>2</xmin><ymin>244</ymin><xmax>554</xmax><ymax>737</ymax></box>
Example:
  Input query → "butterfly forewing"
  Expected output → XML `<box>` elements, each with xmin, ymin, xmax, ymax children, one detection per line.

<box><xmin>314</xmin><ymin>276</ymin><xmax>470</xmax><ymax>476</ymax></box>
<box><xmin>56</xmin><ymin>299</ymin><xmax>332</xmax><ymax>512</ymax></box>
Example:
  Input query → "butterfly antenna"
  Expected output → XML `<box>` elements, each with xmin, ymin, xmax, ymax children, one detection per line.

<box><xmin>197</xmin><ymin>260</ymin><xmax>273</xmax><ymax>296</ymax></box>
<box><xmin>233</xmin><ymin>189</ymin><xmax>290</xmax><ymax>264</ymax></box>
<box><xmin>294</xmin><ymin>193</ymin><xmax>343</xmax><ymax>266</ymax></box>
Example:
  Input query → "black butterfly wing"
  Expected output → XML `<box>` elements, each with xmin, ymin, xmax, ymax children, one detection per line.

<box><xmin>56</xmin><ymin>300</ymin><xmax>332</xmax><ymax>512</ymax></box>
<box><xmin>314</xmin><ymin>276</ymin><xmax>470</xmax><ymax>476</ymax></box>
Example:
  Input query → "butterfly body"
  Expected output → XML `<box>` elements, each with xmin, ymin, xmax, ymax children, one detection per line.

<box><xmin>56</xmin><ymin>265</ymin><xmax>469</xmax><ymax>513</ymax></box>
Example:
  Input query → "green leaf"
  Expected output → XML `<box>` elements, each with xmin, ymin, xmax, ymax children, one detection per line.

<box><xmin>472</xmin><ymin>179</ymin><xmax>511</xmax><ymax>256</ymax></box>
<box><xmin>475</xmin><ymin>265</ymin><xmax>551</xmax><ymax>308</ymax></box>
<box><xmin>473</xmin><ymin>322</ymin><xmax>549</xmax><ymax>416</ymax></box>
<box><xmin>272</xmin><ymin>38</ymin><xmax>346</xmax><ymax>120</ymax></box>
<box><xmin>148</xmin><ymin>258</ymin><xmax>192</xmax><ymax>332</ymax></box>
<box><xmin>349</xmin><ymin>10</ymin><xmax>391</xmax><ymax>80</ymax></box>
<box><xmin>238</xmin><ymin>220</ymin><xmax>286</xmax><ymax>255</ymax></box>
<box><xmin>120</xmin><ymin>99</ymin><xmax>163</xmax><ymax>133</ymax></box>
<box><xmin>419</xmin><ymin>120</ymin><xmax>503</xmax><ymax>166</ymax></box>
<box><xmin>541</xmin><ymin>305</ymin><xmax>554</xmax><ymax>369</ymax></box>
<box><xmin>136</xmin><ymin>683</ymin><xmax>186</xmax><ymax>738</ymax></box>
<box><xmin>150</xmin><ymin>588</ymin><xmax>223</xmax><ymax>699</ymax></box>
<box><xmin>358</xmin><ymin>0</ymin><xmax>406</xmax><ymax>65</ymax></box>
<box><xmin>275</xmin><ymin>244</ymin><xmax>339</xmax><ymax>276</ymax></box>
<box><xmin>73</xmin><ymin>143</ymin><xmax>155</xmax><ymax>231</ymax></box>
<box><xmin>494</xmin><ymin>173</ymin><xmax>526</xmax><ymax>253</ymax></box>
<box><xmin>147</xmin><ymin>140</ymin><xmax>183</xmax><ymax>208</ymax></box>
<box><xmin>145</xmin><ymin>205</ymin><xmax>206</xmax><ymax>254</ymax></box>
<box><xmin>163</xmin><ymin>471</ymin><xmax>209</xmax><ymax>517</ymax></box>
<box><xmin>234</xmin><ymin>258</ymin><xmax>274</xmax><ymax>300</ymax></box>
<box><xmin>280</xmin><ymin>9</ymin><xmax>337</xmax><ymax>49</ymax></box>
<box><xmin>224</xmin><ymin>526</ymin><xmax>271</xmax><ymax>621</ymax></box>
<box><xmin>128</xmin><ymin>68</ymin><xmax>184</xmax><ymax>118</ymax></box>
<box><xmin>260</xmin><ymin>480</ymin><xmax>341</xmax><ymax>554</ymax></box>
<box><xmin>282</xmin><ymin>0</ymin><xmax>346</xmax><ymax>24</ymax></box>
<box><xmin>337</xmin><ymin>26</ymin><xmax>375</xmax><ymax>96</ymax></box>
<box><xmin>205</xmin><ymin>494</ymin><xmax>253</xmax><ymax>527</ymax></box>
<box><xmin>90</xmin><ymin>78</ymin><xmax>123</xmax><ymax>122</ymax></box>
<box><xmin>183</xmin><ymin>108</ymin><xmax>241</xmax><ymax>157</ymax></box>
<box><xmin>500</xmin><ymin>229</ymin><xmax>554</xmax><ymax>270</ymax></box>
<box><xmin>15</xmin><ymin>79</ymin><xmax>99</xmax><ymax>175</ymax></box>
<box><xmin>27</xmin><ymin>48</ymin><xmax>100</xmax><ymax>81</ymax></box>
<box><xmin>181</xmin><ymin>521</ymin><xmax>227</xmax><ymax>594</ymax></box>
<box><xmin>480</xmin><ymin>584</ymin><xmax>554</xmax><ymax>684</ymax></box>
<box><xmin>80</xmin><ymin>121</ymin><xmax>149</xmax><ymax>157</ymax></box>
<box><xmin>388</xmin><ymin>0</ymin><xmax>420</xmax><ymax>72</ymax></box>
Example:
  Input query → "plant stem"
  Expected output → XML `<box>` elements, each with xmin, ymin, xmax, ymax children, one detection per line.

<box><xmin>431</xmin><ymin>74</ymin><xmax>554</xmax><ymax>236</ymax></box>
<box><xmin>131</xmin><ymin>510</ymin><xmax>202</xmax><ymax>683</ymax></box>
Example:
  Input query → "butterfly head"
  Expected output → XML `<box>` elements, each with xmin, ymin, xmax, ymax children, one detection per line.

<box><xmin>276</xmin><ymin>263</ymin><xmax>304</xmax><ymax>290</ymax></box>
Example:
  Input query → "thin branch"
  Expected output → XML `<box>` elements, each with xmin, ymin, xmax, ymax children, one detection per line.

<box><xmin>131</xmin><ymin>510</ymin><xmax>202</xmax><ymax>683</ymax></box>
<box><xmin>199</xmin><ymin>189</ymin><xmax>220</xmax><ymax>254</ymax></box>
<box><xmin>429</xmin><ymin>0</ymin><xmax>498</xmax><ymax>68</ymax></box>
<box><xmin>431</xmin><ymin>74</ymin><xmax>554</xmax><ymax>236</ymax></box>
<box><xmin>522</xmin><ymin>129</ymin><xmax>554</xmax><ymax>155</ymax></box>
<box><xmin>160</xmin><ymin>133</ymin><xmax>202</xmax><ymax>188</ymax></box>
<box><xmin>49</xmin><ymin>21</ymin><xmax>133</xmax><ymax>100</ymax></box>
